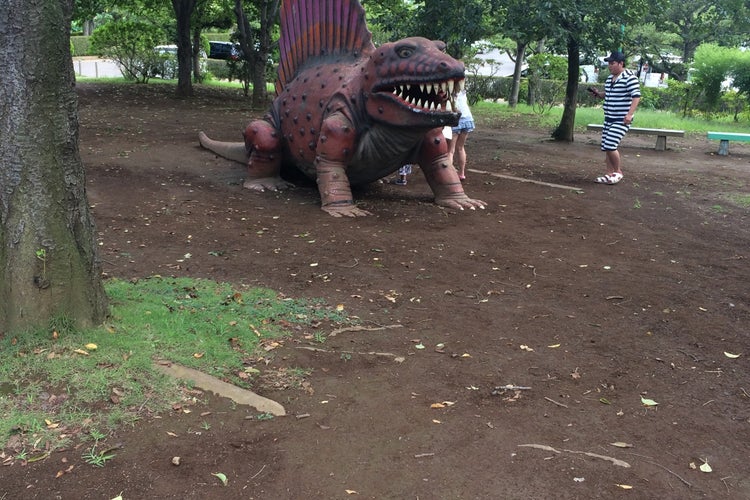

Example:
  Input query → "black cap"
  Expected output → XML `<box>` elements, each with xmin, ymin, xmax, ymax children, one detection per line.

<box><xmin>604</xmin><ymin>51</ymin><xmax>626</xmax><ymax>63</ymax></box>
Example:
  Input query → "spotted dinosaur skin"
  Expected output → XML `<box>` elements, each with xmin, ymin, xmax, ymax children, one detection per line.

<box><xmin>198</xmin><ymin>0</ymin><xmax>485</xmax><ymax>217</ymax></box>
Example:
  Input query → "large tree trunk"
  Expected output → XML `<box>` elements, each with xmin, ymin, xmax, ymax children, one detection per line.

<box><xmin>172</xmin><ymin>0</ymin><xmax>197</xmax><ymax>97</ymax></box>
<box><xmin>552</xmin><ymin>36</ymin><xmax>580</xmax><ymax>142</ymax></box>
<box><xmin>0</xmin><ymin>0</ymin><xmax>108</xmax><ymax>332</ymax></box>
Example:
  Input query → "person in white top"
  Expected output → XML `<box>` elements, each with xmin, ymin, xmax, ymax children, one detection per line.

<box><xmin>448</xmin><ymin>89</ymin><xmax>474</xmax><ymax>181</ymax></box>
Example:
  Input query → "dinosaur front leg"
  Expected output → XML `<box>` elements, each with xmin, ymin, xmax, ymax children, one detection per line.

<box><xmin>242</xmin><ymin>119</ymin><xmax>292</xmax><ymax>192</ymax></box>
<box><xmin>315</xmin><ymin>113</ymin><xmax>371</xmax><ymax>217</ymax></box>
<box><xmin>418</xmin><ymin>129</ymin><xmax>486</xmax><ymax>211</ymax></box>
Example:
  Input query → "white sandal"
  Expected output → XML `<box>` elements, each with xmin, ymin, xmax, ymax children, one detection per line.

<box><xmin>594</xmin><ymin>172</ymin><xmax>623</xmax><ymax>184</ymax></box>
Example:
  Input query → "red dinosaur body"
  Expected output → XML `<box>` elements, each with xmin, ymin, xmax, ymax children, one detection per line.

<box><xmin>199</xmin><ymin>0</ymin><xmax>485</xmax><ymax>217</ymax></box>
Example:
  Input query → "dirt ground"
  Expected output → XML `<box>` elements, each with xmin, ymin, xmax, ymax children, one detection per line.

<box><xmin>3</xmin><ymin>83</ymin><xmax>750</xmax><ymax>499</ymax></box>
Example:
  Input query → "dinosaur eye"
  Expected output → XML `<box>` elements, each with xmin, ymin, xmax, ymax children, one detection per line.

<box><xmin>396</xmin><ymin>47</ymin><xmax>414</xmax><ymax>58</ymax></box>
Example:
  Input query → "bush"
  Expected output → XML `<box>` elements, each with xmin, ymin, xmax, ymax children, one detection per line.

<box><xmin>89</xmin><ymin>20</ymin><xmax>166</xmax><ymax>83</ymax></box>
<box><xmin>71</xmin><ymin>36</ymin><xmax>91</xmax><ymax>56</ymax></box>
<box><xmin>206</xmin><ymin>59</ymin><xmax>231</xmax><ymax>80</ymax></box>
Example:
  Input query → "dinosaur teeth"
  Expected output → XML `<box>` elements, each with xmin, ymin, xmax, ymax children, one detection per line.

<box><xmin>447</xmin><ymin>80</ymin><xmax>455</xmax><ymax>95</ymax></box>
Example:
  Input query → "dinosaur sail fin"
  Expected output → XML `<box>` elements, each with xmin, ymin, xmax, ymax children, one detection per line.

<box><xmin>276</xmin><ymin>0</ymin><xmax>375</xmax><ymax>93</ymax></box>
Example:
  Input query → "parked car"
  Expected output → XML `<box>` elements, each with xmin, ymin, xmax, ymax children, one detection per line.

<box><xmin>208</xmin><ymin>41</ymin><xmax>240</xmax><ymax>61</ymax></box>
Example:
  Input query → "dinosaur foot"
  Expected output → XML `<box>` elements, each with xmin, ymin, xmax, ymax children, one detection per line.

<box><xmin>243</xmin><ymin>177</ymin><xmax>293</xmax><ymax>192</ymax></box>
<box><xmin>321</xmin><ymin>204</ymin><xmax>372</xmax><ymax>217</ymax></box>
<box><xmin>435</xmin><ymin>195</ymin><xmax>487</xmax><ymax>211</ymax></box>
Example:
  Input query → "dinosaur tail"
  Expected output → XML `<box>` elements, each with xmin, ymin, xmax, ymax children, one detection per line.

<box><xmin>198</xmin><ymin>132</ymin><xmax>248</xmax><ymax>165</ymax></box>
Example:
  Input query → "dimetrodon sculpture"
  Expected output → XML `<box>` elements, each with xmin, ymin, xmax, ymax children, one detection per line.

<box><xmin>199</xmin><ymin>0</ymin><xmax>486</xmax><ymax>217</ymax></box>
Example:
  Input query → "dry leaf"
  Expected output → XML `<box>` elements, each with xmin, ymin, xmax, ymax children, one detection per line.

<box><xmin>166</xmin><ymin>431</ymin><xmax>178</xmax><ymax>437</ymax></box>
<box><xmin>73</xmin><ymin>349</ymin><xmax>89</xmax><ymax>355</ymax></box>
<box><xmin>547</xmin><ymin>343</ymin><xmax>561</xmax><ymax>348</ymax></box>
<box><xmin>345</xmin><ymin>490</ymin><xmax>358</xmax><ymax>495</ymax></box>
<box><xmin>615</xmin><ymin>484</ymin><xmax>633</xmax><ymax>489</ymax></box>
<box><xmin>430</xmin><ymin>403</ymin><xmax>445</xmax><ymax>409</ymax></box>
<box><xmin>85</xmin><ymin>343</ymin><xmax>98</xmax><ymax>350</ymax></box>
<box><xmin>724</xmin><ymin>351</ymin><xmax>741</xmax><ymax>359</ymax></box>
<box><xmin>700</xmin><ymin>461</ymin><xmax>712</xmax><ymax>473</ymax></box>
<box><xmin>610</xmin><ymin>442</ymin><xmax>633</xmax><ymax>448</ymax></box>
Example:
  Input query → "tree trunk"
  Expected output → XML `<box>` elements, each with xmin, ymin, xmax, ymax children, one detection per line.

<box><xmin>192</xmin><ymin>26</ymin><xmax>202</xmax><ymax>82</ymax></box>
<box><xmin>552</xmin><ymin>36</ymin><xmax>580</xmax><ymax>142</ymax></box>
<box><xmin>234</xmin><ymin>0</ymin><xmax>280</xmax><ymax>107</ymax></box>
<box><xmin>0</xmin><ymin>0</ymin><xmax>108</xmax><ymax>332</ymax></box>
<box><xmin>172</xmin><ymin>0</ymin><xmax>197</xmax><ymax>97</ymax></box>
<box><xmin>508</xmin><ymin>40</ymin><xmax>527</xmax><ymax>108</ymax></box>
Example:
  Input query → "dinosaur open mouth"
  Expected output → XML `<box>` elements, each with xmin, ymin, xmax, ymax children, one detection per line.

<box><xmin>380</xmin><ymin>78</ymin><xmax>465</xmax><ymax>112</ymax></box>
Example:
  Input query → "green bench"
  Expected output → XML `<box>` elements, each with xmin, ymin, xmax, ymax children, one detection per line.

<box><xmin>706</xmin><ymin>131</ymin><xmax>750</xmax><ymax>156</ymax></box>
<box><xmin>587</xmin><ymin>124</ymin><xmax>685</xmax><ymax>151</ymax></box>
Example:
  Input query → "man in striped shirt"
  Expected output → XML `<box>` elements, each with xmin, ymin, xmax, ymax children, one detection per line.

<box><xmin>588</xmin><ymin>51</ymin><xmax>641</xmax><ymax>184</ymax></box>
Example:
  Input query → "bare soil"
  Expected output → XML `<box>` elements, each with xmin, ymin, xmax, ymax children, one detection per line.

<box><xmin>3</xmin><ymin>83</ymin><xmax>750</xmax><ymax>499</ymax></box>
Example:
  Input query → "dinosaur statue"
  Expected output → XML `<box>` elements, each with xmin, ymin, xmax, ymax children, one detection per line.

<box><xmin>198</xmin><ymin>0</ymin><xmax>486</xmax><ymax>217</ymax></box>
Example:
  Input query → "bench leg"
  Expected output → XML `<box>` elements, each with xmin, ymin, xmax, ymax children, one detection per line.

<box><xmin>655</xmin><ymin>136</ymin><xmax>666</xmax><ymax>151</ymax></box>
<box><xmin>718</xmin><ymin>139</ymin><xmax>729</xmax><ymax>156</ymax></box>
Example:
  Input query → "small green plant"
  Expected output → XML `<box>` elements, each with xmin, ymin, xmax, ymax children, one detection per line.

<box><xmin>35</xmin><ymin>248</ymin><xmax>47</xmax><ymax>275</ymax></box>
<box><xmin>15</xmin><ymin>449</ymin><xmax>28</xmax><ymax>461</ymax></box>
<box><xmin>633</xmin><ymin>198</ymin><xmax>642</xmax><ymax>209</ymax></box>
<box><xmin>200</xmin><ymin>421</ymin><xmax>211</xmax><ymax>430</ymax></box>
<box><xmin>89</xmin><ymin>428</ymin><xmax>106</xmax><ymax>442</ymax></box>
<box><xmin>256</xmin><ymin>412</ymin><xmax>274</xmax><ymax>421</ymax></box>
<box><xmin>313</xmin><ymin>331</ymin><xmax>327</xmax><ymax>344</ymax></box>
<box><xmin>82</xmin><ymin>445</ymin><xmax>117</xmax><ymax>467</ymax></box>
<box><xmin>340</xmin><ymin>353</ymin><xmax>352</xmax><ymax>362</ymax></box>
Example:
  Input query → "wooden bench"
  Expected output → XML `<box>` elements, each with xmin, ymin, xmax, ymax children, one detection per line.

<box><xmin>706</xmin><ymin>131</ymin><xmax>750</xmax><ymax>155</ymax></box>
<box><xmin>587</xmin><ymin>124</ymin><xmax>685</xmax><ymax>151</ymax></box>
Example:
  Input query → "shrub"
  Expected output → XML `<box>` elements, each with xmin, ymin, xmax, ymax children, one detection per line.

<box><xmin>89</xmin><ymin>20</ymin><xmax>165</xmax><ymax>83</ymax></box>
<box><xmin>71</xmin><ymin>36</ymin><xmax>91</xmax><ymax>56</ymax></box>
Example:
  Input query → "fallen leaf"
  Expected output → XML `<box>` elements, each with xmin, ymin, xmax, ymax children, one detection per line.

<box><xmin>73</xmin><ymin>349</ymin><xmax>89</xmax><ymax>356</ymax></box>
<box><xmin>461</xmin><ymin>353</ymin><xmax>471</xmax><ymax>358</ymax></box>
<box><xmin>212</xmin><ymin>472</ymin><xmax>228</xmax><ymax>486</ymax></box>
<box><xmin>724</xmin><ymin>351</ymin><xmax>741</xmax><ymax>359</ymax></box>
<box><xmin>193</xmin><ymin>352</ymin><xmax>204</xmax><ymax>358</ymax></box>
<box><xmin>85</xmin><ymin>343</ymin><xmax>98</xmax><ymax>350</ymax></box>
<box><xmin>111</xmin><ymin>493</ymin><xmax>123</xmax><ymax>500</ymax></box>
<box><xmin>615</xmin><ymin>484</ymin><xmax>633</xmax><ymax>489</ymax></box>
<box><xmin>700</xmin><ymin>461</ymin><xmax>712</xmax><ymax>473</ymax></box>
<box><xmin>166</xmin><ymin>431</ymin><xmax>178</xmax><ymax>437</ymax></box>
<box><xmin>432</xmin><ymin>419</ymin><xmax>442</xmax><ymax>424</ymax></box>
<box><xmin>430</xmin><ymin>403</ymin><xmax>445</xmax><ymax>409</ymax></box>
<box><xmin>519</xmin><ymin>344</ymin><xmax>534</xmax><ymax>352</ymax></box>
<box><xmin>640</xmin><ymin>397</ymin><xmax>658</xmax><ymax>406</ymax></box>
<box><xmin>547</xmin><ymin>343</ymin><xmax>561</xmax><ymax>348</ymax></box>
<box><xmin>414</xmin><ymin>343</ymin><xmax>425</xmax><ymax>350</ymax></box>
<box><xmin>610</xmin><ymin>442</ymin><xmax>633</xmax><ymax>448</ymax></box>
<box><xmin>345</xmin><ymin>490</ymin><xmax>358</xmax><ymax>495</ymax></box>
<box><xmin>336</xmin><ymin>304</ymin><xmax>344</xmax><ymax>311</ymax></box>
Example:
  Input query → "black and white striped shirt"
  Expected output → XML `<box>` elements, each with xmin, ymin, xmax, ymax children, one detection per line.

<box><xmin>603</xmin><ymin>70</ymin><xmax>641</xmax><ymax>122</ymax></box>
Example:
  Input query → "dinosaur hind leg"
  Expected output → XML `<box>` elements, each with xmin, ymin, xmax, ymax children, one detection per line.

<box><xmin>243</xmin><ymin>120</ymin><xmax>291</xmax><ymax>192</ymax></box>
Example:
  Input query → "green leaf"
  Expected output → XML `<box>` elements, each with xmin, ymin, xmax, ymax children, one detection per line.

<box><xmin>212</xmin><ymin>472</ymin><xmax>228</xmax><ymax>486</ymax></box>
<box><xmin>640</xmin><ymin>397</ymin><xmax>658</xmax><ymax>406</ymax></box>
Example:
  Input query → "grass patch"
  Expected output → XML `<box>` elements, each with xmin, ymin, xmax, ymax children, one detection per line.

<box><xmin>0</xmin><ymin>276</ymin><xmax>351</xmax><ymax>458</ymax></box>
<box><xmin>724</xmin><ymin>193</ymin><xmax>750</xmax><ymax>208</ymax></box>
<box><xmin>472</xmin><ymin>100</ymin><xmax>748</xmax><ymax>136</ymax></box>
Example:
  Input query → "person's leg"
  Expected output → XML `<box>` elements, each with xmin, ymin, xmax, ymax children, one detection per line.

<box><xmin>605</xmin><ymin>149</ymin><xmax>621</xmax><ymax>175</ymax></box>
<box><xmin>597</xmin><ymin>123</ymin><xmax>628</xmax><ymax>183</ymax></box>
<box><xmin>454</xmin><ymin>132</ymin><xmax>469</xmax><ymax>179</ymax></box>
<box><xmin>447</xmin><ymin>134</ymin><xmax>457</xmax><ymax>168</ymax></box>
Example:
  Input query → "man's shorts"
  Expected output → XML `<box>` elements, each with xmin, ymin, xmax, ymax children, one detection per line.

<box><xmin>600</xmin><ymin>121</ymin><xmax>630</xmax><ymax>151</ymax></box>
